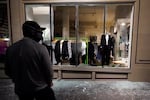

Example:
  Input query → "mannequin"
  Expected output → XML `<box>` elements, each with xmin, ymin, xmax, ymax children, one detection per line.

<box><xmin>100</xmin><ymin>32</ymin><xmax>112</xmax><ymax>66</ymax></box>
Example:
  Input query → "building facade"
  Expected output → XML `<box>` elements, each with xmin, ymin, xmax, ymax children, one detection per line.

<box><xmin>1</xmin><ymin>0</ymin><xmax>150</xmax><ymax>81</ymax></box>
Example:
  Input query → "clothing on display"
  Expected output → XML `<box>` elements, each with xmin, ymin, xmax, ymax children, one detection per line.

<box><xmin>111</xmin><ymin>36</ymin><xmax>115</xmax><ymax>56</ymax></box>
<box><xmin>100</xmin><ymin>33</ymin><xmax>115</xmax><ymax>66</ymax></box>
<box><xmin>62</xmin><ymin>40</ymin><xmax>69</xmax><ymax>60</ymax></box>
<box><xmin>54</xmin><ymin>39</ymin><xmax>86</xmax><ymax>65</ymax></box>
<box><xmin>53</xmin><ymin>34</ymin><xmax>115</xmax><ymax>66</ymax></box>
<box><xmin>54</xmin><ymin>40</ymin><xmax>61</xmax><ymax>65</ymax></box>
<box><xmin>88</xmin><ymin>36</ymin><xmax>98</xmax><ymax>66</ymax></box>
<box><xmin>70</xmin><ymin>42</ymin><xmax>82</xmax><ymax>65</ymax></box>
<box><xmin>88</xmin><ymin>41</ymin><xmax>95</xmax><ymax>65</ymax></box>
<box><xmin>81</xmin><ymin>41</ymin><xmax>86</xmax><ymax>63</ymax></box>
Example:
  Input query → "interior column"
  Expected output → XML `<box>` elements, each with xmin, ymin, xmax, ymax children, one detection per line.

<box><xmin>62</xmin><ymin>8</ymin><xmax>69</xmax><ymax>39</ymax></box>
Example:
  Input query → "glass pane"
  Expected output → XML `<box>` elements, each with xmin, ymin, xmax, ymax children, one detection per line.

<box><xmin>0</xmin><ymin>3</ymin><xmax>9</xmax><ymax>63</ymax></box>
<box><xmin>79</xmin><ymin>5</ymin><xmax>104</xmax><ymax>66</ymax></box>
<box><xmin>52</xmin><ymin>6</ymin><xmax>76</xmax><ymax>65</ymax></box>
<box><xmin>104</xmin><ymin>4</ymin><xmax>133</xmax><ymax>68</ymax></box>
<box><xmin>25</xmin><ymin>4</ymin><xmax>51</xmax><ymax>54</ymax></box>
<box><xmin>25</xmin><ymin>3</ymin><xmax>134</xmax><ymax>68</ymax></box>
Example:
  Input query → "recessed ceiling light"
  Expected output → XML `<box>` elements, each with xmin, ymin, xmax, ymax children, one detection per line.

<box><xmin>33</xmin><ymin>7</ymin><xmax>49</xmax><ymax>15</ymax></box>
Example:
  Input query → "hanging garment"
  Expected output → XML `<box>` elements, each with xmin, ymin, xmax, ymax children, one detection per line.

<box><xmin>62</xmin><ymin>40</ymin><xmax>69</xmax><ymax>60</ymax></box>
<box><xmin>54</xmin><ymin>40</ymin><xmax>61</xmax><ymax>64</ymax></box>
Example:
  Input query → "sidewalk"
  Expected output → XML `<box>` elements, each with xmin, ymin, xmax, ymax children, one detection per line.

<box><xmin>0</xmin><ymin>79</ymin><xmax>150</xmax><ymax>100</ymax></box>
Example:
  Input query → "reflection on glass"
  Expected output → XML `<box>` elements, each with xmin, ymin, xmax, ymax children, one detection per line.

<box><xmin>0</xmin><ymin>3</ymin><xmax>9</xmax><ymax>62</ymax></box>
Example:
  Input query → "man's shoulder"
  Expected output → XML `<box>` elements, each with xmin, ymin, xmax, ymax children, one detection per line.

<box><xmin>7</xmin><ymin>39</ymin><xmax>22</xmax><ymax>49</ymax></box>
<box><xmin>8</xmin><ymin>38</ymin><xmax>46</xmax><ymax>50</ymax></box>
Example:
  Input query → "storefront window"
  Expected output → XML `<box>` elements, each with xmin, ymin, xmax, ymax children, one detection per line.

<box><xmin>0</xmin><ymin>2</ymin><xmax>9</xmax><ymax>63</ymax></box>
<box><xmin>25</xmin><ymin>3</ymin><xmax>133</xmax><ymax>68</ymax></box>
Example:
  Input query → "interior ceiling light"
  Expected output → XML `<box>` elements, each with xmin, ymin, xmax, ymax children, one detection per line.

<box><xmin>121</xmin><ymin>22</ymin><xmax>126</xmax><ymax>26</ymax></box>
<box><xmin>32</xmin><ymin>7</ymin><xmax>49</xmax><ymax>15</ymax></box>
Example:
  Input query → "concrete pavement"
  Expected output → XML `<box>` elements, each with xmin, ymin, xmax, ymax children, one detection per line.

<box><xmin>0</xmin><ymin>79</ymin><xmax>150</xmax><ymax>100</ymax></box>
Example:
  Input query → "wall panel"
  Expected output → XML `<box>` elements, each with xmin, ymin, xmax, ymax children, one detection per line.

<box><xmin>128</xmin><ymin>0</ymin><xmax>150</xmax><ymax>82</ymax></box>
<box><xmin>136</xmin><ymin>0</ymin><xmax>150</xmax><ymax>63</ymax></box>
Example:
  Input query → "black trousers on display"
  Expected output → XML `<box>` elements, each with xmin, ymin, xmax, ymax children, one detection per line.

<box><xmin>82</xmin><ymin>55</ymin><xmax>86</xmax><ymax>64</ymax></box>
<box><xmin>18</xmin><ymin>86</ymin><xmax>56</xmax><ymax>100</ymax></box>
<box><xmin>101</xmin><ymin>46</ymin><xmax>111</xmax><ymax>66</ymax></box>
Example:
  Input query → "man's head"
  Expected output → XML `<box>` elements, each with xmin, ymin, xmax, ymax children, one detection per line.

<box><xmin>22</xmin><ymin>21</ymin><xmax>46</xmax><ymax>42</ymax></box>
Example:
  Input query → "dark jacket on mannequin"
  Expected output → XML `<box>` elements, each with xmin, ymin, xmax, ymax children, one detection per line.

<box><xmin>100</xmin><ymin>34</ymin><xmax>112</xmax><ymax>47</ymax></box>
<box><xmin>100</xmin><ymin>33</ymin><xmax>112</xmax><ymax>66</ymax></box>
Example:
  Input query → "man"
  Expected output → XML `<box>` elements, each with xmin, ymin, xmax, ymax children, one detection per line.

<box><xmin>5</xmin><ymin>21</ymin><xmax>56</xmax><ymax>100</ymax></box>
